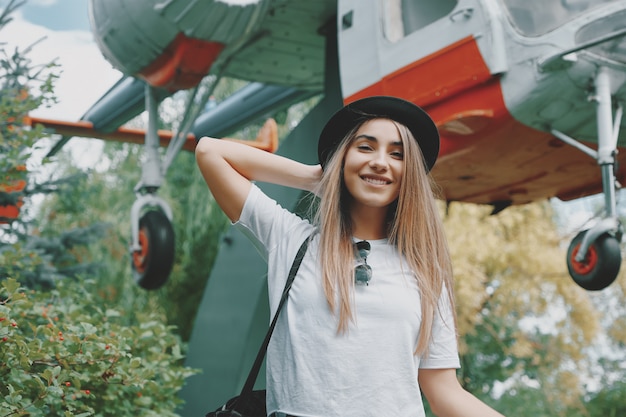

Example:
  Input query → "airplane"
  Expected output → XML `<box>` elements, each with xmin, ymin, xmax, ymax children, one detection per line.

<box><xmin>14</xmin><ymin>0</ymin><xmax>626</xmax><ymax>413</ymax></box>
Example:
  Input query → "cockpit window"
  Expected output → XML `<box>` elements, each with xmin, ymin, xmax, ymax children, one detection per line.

<box><xmin>500</xmin><ymin>0</ymin><xmax>620</xmax><ymax>37</ymax></box>
<box><xmin>382</xmin><ymin>0</ymin><xmax>458</xmax><ymax>43</ymax></box>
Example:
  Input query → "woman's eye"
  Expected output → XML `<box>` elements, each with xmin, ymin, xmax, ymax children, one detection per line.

<box><xmin>357</xmin><ymin>144</ymin><xmax>373</xmax><ymax>151</ymax></box>
<box><xmin>391</xmin><ymin>151</ymin><xmax>404</xmax><ymax>159</ymax></box>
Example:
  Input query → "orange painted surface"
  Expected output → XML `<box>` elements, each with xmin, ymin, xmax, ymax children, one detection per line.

<box><xmin>139</xmin><ymin>33</ymin><xmax>224</xmax><ymax>91</ymax></box>
<box><xmin>345</xmin><ymin>36</ymin><xmax>626</xmax><ymax>206</ymax></box>
<box><xmin>23</xmin><ymin>116</ymin><xmax>279</xmax><ymax>154</ymax></box>
<box><xmin>0</xmin><ymin>166</ymin><xmax>27</xmax><ymax>223</ymax></box>
<box><xmin>0</xmin><ymin>205</ymin><xmax>21</xmax><ymax>222</ymax></box>
<box><xmin>347</xmin><ymin>37</ymin><xmax>494</xmax><ymax>108</ymax></box>
<box><xmin>24</xmin><ymin>116</ymin><xmax>199</xmax><ymax>151</ymax></box>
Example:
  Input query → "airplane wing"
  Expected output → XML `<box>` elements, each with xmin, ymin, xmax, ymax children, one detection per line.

<box><xmin>37</xmin><ymin>80</ymin><xmax>315</xmax><ymax>155</ymax></box>
<box><xmin>42</xmin><ymin>0</ymin><xmax>337</xmax><ymax>156</ymax></box>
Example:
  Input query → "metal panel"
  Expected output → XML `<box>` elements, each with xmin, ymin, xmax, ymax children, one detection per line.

<box><xmin>89</xmin><ymin>0</ymin><xmax>178</xmax><ymax>74</ymax></box>
<box><xmin>223</xmin><ymin>0</ymin><xmax>336</xmax><ymax>90</ymax></box>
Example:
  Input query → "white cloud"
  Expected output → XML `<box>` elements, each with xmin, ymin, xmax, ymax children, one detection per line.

<box><xmin>2</xmin><ymin>9</ymin><xmax>120</xmax><ymax>169</ymax></box>
<box><xmin>215</xmin><ymin>0</ymin><xmax>262</xmax><ymax>5</ymax></box>
<box><xmin>2</xmin><ymin>9</ymin><xmax>122</xmax><ymax>120</ymax></box>
<box><xmin>28</xmin><ymin>0</ymin><xmax>57</xmax><ymax>6</ymax></box>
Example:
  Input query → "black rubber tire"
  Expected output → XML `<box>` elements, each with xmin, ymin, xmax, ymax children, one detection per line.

<box><xmin>566</xmin><ymin>230</ymin><xmax>621</xmax><ymax>291</ymax></box>
<box><xmin>131</xmin><ymin>210</ymin><xmax>175</xmax><ymax>290</ymax></box>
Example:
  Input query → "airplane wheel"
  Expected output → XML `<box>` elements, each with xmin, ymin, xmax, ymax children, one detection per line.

<box><xmin>131</xmin><ymin>210</ymin><xmax>175</xmax><ymax>290</ymax></box>
<box><xmin>566</xmin><ymin>230</ymin><xmax>621</xmax><ymax>291</ymax></box>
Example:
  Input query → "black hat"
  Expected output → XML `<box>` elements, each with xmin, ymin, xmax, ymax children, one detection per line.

<box><xmin>317</xmin><ymin>96</ymin><xmax>440</xmax><ymax>172</ymax></box>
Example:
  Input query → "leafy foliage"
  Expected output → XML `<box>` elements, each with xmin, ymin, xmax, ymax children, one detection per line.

<box><xmin>0</xmin><ymin>0</ymin><xmax>94</xmax><ymax>291</ymax></box>
<box><xmin>441</xmin><ymin>200</ymin><xmax>626</xmax><ymax>416</ymax></box>
<box><xmin>0</xmin><ymin>3</ymin><xmax>198</xmax><ymax>416</ymax></box>
<box><xmin>0</xmin><ymin>0</ymin><xmax>57</xmax><ymax>179</ymax></box>
<box><xmin>0</xmin><ymin>278</ymin><xmax>197</xmax><ymax>417</ymax></box>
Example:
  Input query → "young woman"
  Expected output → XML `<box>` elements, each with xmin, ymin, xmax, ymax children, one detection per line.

<box><xmin>196</xmin><ymin>96</ymin><xmax>504</xmax><ymax>417</ymax></box>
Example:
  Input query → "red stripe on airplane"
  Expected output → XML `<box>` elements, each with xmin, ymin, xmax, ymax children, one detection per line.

<box><xmin>139</xmin><ymin>33</ymin><xmax>225</xmax><ymax>91</ymax></box>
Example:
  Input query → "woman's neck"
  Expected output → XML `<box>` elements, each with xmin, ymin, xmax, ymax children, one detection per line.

<box><xmin>350</xmin><ymin>205</ymin><xmax>389</xmax><ymax>240</ymax></box>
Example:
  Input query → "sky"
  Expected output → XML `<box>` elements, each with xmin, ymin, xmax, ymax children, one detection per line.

<box><xmin>1</xmin><ymin>0</ymin><xmax>123</xmax><ymax>168</ymax></box>
<box><xmin>2</xmin><ymin>0</ymin><xmax>122</xmax><ymax>120</ymax></box>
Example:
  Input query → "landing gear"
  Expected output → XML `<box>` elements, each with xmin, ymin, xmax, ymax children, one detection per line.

<box><xmin>129</xmin><ymin>79</ymin><xmax>215</xmax><ymax>289</ymax></box>
<box><xmin>567</xmin><ymin>228</ymin><xmax>621</xmax><ymax>291</ymax></box>
<box><xmin>552</xmin><ymin>67</ymin><xmax>624</xmax><ymax>290</ymax></box>
<box><xmin>131</xmin><ymin>209</ymin><xmax>175</xmax><ymax>289</ymax></box>
<box><xmin>128</xmin><ymin>85</ymin><xmax>174</xmax><ymax>290</ymax></box>
<box><xmin>128</xmin><ymin>80</ymin><xmax>278</xmax><ymax>289</ymax></box>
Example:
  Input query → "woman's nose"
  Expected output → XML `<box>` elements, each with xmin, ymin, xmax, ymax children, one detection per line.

<box><xmin>369</xmin><ymin>151</ymin><xmax>389</xmax><ymax>171</ymax></box>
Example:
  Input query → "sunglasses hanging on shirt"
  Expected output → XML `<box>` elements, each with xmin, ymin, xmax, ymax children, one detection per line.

<box><xmin>354</xmin><ymin>240</ymin><xmax>372</xmax><ymax>286</ymax></box>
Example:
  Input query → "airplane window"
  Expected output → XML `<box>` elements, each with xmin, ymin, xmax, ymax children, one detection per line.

<box><xmin>575</xmin><ymin>9</ymin><xmax>626</xmax><ymax>66</ymax></box>
<box><xmin>500</xmin><ymin>0</ymin><xmax>619</xmax><ymax>37</ymax></box>
<box><xmin>382</xmin><ymin>0</ymin><xmax>458</xmax><ymax>43</ymax></box>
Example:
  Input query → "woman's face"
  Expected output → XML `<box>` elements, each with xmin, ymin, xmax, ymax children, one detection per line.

<box><xmin>342</xmin><ymin>118</ymin><xmax>404</xmax><ymax>211</ymax></box>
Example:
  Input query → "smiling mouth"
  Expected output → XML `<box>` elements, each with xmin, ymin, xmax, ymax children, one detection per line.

<box><xmin>362</xmin><ymin>176</ymin><xmax>390</xmax><ymax>185</ymax></box>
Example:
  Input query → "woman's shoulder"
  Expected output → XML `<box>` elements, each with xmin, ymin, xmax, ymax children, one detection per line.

<box><xmin>237</xmin><ymin>184</ymin><xmax>315</xmax><ymax>250</ymax></box>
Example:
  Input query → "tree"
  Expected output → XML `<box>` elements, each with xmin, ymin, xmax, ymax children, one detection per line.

<box><xmin>0</xmin><ymin>0</ymin><xmax>106</xmax><ymax>290</ymax></box>
<box><xmin>441</xmin><ymin>199</ymin><xmax>626</xmax><ymax>416</ymax></box>
<box><xmin>0</xmin><ymin>3</ymin><xmax>198</xmax><ymax>415</ymax></box>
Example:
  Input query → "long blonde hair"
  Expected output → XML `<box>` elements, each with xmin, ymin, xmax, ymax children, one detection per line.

<box><xmin>313</xmin><ymin>118</ymin><xmax>456</xmax><ymax>355</ymax></box>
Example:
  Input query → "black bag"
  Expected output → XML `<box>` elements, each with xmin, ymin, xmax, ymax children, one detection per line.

<box><xmin>205</xmin><ymin>237</ymin><xmax>310</xmax><ymax>417</ymax></box>
<box><xmin>206</xmin><ymin>389</ymin><xmax>266</xmax><ymax>417</ymax></box>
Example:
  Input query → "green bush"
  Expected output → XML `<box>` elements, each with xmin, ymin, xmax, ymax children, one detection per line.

<box><xmin>0</xmin><ymin>278</ymin><xmax>198</xmax><ymax>417</ymax></box>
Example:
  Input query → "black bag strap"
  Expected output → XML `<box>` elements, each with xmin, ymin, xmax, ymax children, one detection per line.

<box><xmin>237</xmin><ymin>235</ymin><xmax>311</xmax><ymax>399</ymax></box>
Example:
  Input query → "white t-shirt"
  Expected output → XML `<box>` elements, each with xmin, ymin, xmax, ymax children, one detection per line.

<box><xmin>235</xmin><ymin>184</ymin><xmax>460</xmax><ymax>417</ymax></box>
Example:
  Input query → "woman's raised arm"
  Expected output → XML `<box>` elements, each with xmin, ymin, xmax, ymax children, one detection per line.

<box><xmin>195</xmin><ymin>137</ymin><xmax>322</xmax><ymax>222</ymax></box>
